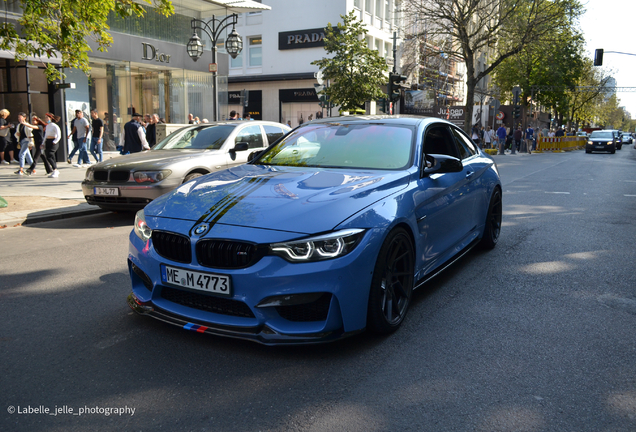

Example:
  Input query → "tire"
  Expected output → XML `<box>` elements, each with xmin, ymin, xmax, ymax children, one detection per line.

<box><xmin>367</xmin><ymin>228</ymin><xmax>415</xmax><ymax>335</ymax></box>
<box><xmin>617</xmin><ymin>144</ymin><xmax>622</xmax><ymax>150</ymax></box>
<box><xmin>585</xmin><ymin>149</ymin><xmax>591</xmax><ymax>154</ymax></box>
<box><xmin>183</xmin><ymin>172</ymin><xmax>204</xmax><ymax>183</ymax></box>
<box><xmin>479</xmin><ymin>187</ymin><xmax>502</xmax><ymax>250</ymax></box>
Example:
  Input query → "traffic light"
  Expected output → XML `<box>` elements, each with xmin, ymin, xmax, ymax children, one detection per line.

<box><xmin>318</xmin><ymin>94</ymin><xmax>329</xmax><ymax>108</ymax></box>
<box><xmin>388</xmin><ymin>73</ymin><xmax>406</xmax><ymax>102</ymax></box>
<box><xmin>513</xmin><ymin>105</ymin><xmax>521</xmax><ymax>119</ymax></box>
<box><xmin>594</xmin><ymin>48</ymin><xmax>603</xmax><ymax>66</ymax></box>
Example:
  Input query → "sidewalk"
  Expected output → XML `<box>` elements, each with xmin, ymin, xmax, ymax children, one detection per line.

<box><xmin>0</xmin><ymin>152</ymin><xmax>120</xmax><ymax>227</ymax></box>
<box><xmin>1</xmin><ymin>149</ymin><xmax>531</xmax><ymax>228</ymax></box>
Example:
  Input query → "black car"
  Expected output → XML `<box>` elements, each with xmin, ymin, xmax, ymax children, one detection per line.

<box><xmin>586</xmin><ymin>130</ymin><xmax>619</xmax><ymax>154</ymax></box>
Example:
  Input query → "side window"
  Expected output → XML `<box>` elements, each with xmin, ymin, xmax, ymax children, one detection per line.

<box><xmin>423</xmin><ymin>125</ymin><xmax>460</xmax><ymax>158</ymax></box>
<box><xmin>451</xmin><ymin>127</ymin><xmax>478</xmax><ymax>160</ymax></box>
<box><xmin>263</xmin><ymin>125</ymin><xmax>285</xmax><ymax>144</ymax></box>
<box><xmin>235</xmin><ymin>125</ymin><xmax>264</xmax><ymax>149</ymax></box>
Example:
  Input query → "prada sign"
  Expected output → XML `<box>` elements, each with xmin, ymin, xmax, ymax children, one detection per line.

<box><xmin>278</xmin><ymin>28</ymin><xmax>330</xmax><ymax>50</ymax></box>
<box><xmin>141</xmin><ymin>43</ymin><xmax>171</xmax><ymax>63</ymax></box>
<box><xmin>279</xmin><ymin>88</ymin><xmax>319</xmax><ymax>102</ymax></box>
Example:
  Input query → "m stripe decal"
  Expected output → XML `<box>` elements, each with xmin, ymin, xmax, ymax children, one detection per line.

<box><xmin>189</xmin><ymin>175</ymin><xmax>277</xmax><ymax>235</ymax></box>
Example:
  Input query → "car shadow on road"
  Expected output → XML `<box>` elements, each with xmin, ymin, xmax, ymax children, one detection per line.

<box><xmin>21</xmin><ymin>210</ymin><xmax>136</xmax><ymax>230</ymax></box>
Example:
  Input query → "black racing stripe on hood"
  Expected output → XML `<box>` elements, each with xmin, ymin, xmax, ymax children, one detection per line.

<box><xmin>188</xmin><ymin>174</ymin><xmax>279</xmax><ymax>235</ymax></box>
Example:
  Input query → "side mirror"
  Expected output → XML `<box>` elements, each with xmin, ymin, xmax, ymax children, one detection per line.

<box><xmin>247</xmin><ymin>151</ymin><xmax>262</xmax><ymax>163</ymax></box>
<box><xmin>231</xmin><ymin>142</ymin><xmax>249</xmax><ymax>152</ymax></box>
<box><xmin>423</xmin><ymin>154</ymin><xmax>463</xmax><ymax>176</ymax></box>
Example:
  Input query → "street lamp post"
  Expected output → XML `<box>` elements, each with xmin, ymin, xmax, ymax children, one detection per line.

<box><xmin>187</xmin><ymin>15</ymin><xmax>243</xmax><ymax>122</ymax></box>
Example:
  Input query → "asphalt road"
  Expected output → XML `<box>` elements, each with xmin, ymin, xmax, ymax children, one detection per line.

<box><xmin>1</xmin><ymin>148</ymin><xmax>636</xmax><ymax>432</ymax></box>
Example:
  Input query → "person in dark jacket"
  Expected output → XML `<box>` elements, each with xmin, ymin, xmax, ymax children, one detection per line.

<box><xmin>121</xmin><ymin>113</ymin><xmax>149</xmax><ymax>154</ymax></box>
<box><xmin>513</xmin><ymin>126</ymin><xmax>522</xmax><ymax>154</ymax></box>
<box><xmin>145</xmin><ymin>114</ymin><xmax>157</xmax><ymax>147</ymax></box>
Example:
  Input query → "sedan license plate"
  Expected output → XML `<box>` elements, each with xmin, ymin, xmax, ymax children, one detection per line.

<box><xmin>161</xmin><ymin>264</ymin><xmax>231</xmax><ymax>296</ymax></box>
<box><xmin>94</xmin><ymin>187</ymin><xmax>119</xmax><ymax>196</ymax></box>
<box><xmin>595</xmin><ymin>146</ymin><xmax>605</xmax><ymax>149</ymax></box>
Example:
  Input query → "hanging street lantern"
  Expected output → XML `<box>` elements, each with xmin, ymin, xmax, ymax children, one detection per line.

<box><xmin>186</xmin><ymin>33</ymin><xmax>204</xmax><ymax>61</ymax></box>
<box><xmin>225</xmin><ymin>28</ymin><xmax>243</xmax><ymax>59</ymax></box>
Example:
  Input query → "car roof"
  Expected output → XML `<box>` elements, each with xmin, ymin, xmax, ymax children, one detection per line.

<box><xmin>303</xmin><ymin>115</ymin><xmax>453</xmax><ymax>128</ymax></box>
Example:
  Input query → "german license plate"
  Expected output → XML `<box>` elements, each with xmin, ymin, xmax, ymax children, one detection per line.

<box><xmin>161</xmin><ymin>264</ymin><xmax>231</xmax><ymax>296</ymax></box>
<box><xmin>595</xmin><ymin>146</ymin><xmax>605</xmax><ymax>149</ymax></box>
<box><xmin>94</xmin><ymin>187</ymin><xmax>119</xmax><ymax>196</ymax></box>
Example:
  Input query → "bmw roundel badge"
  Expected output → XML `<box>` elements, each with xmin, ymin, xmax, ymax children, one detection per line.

<box><xmin>194</xmin><ymin>224</ymin><xmax>209</xmax><ymax>236</ymax></box>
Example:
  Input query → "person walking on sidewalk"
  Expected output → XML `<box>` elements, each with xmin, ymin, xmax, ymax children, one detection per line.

<box><xmin>483</xmin><ymin>126</ymin><xmax>493</xmax><ymax>149</ymax></box>
<box><xmin>525</xmin><ymin>125</ymin><xmax>534</xmax><ymax>154</ymax></box>
<box><xmin>121</xmin><ymin>112</ymin><xmax>149</xmax><ymax>154</ymax></box>
<box><xmin>43</xmin><ymin>113</ymin><xmax>62</xmax><ymax>178</ymax></box>
<box><xmin>496</xmin><ymin>124</ymin><xmax>507</xmax><ymax>155</ymax></box>
<box><xmin>471</xmin><ymin>124</ymin><xmax>482</xmax><ymax>148</ymax></box>
<box><xmin>14</xmin><ymin>112</ymin><xmax>34</xmax><ymax>175</ymax></box>
<box><xmin>513</xmin><ymin>126</ymin><xmax>522</xmax><ymax>154</ymax></box>
<box><xmin>89</xmin><ymin>109</ymin><xmax>104</xmax><ymax>163</ymax></box>
<box><xmin>23</xmin><ymin>114</ymin><xmax>46</xmax><ymax>175</ymax></box>
<box><xmin>67</xmin><ymin>110</ymin><xmax>90</xmax><ymax>167</ymax></box>
<box><xmin>0</xmin><ymin>108</ymin><xmax>15</xmax><ymax>164</ymax></box>
<box><xmin>67</xmin><ymin>110</ymin><xmax>79</xmax><ymax>163</ymax></box>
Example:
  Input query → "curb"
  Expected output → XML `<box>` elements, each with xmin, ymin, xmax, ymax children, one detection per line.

<box><xmin>1</xmin><ymin>204</ymin><xmax>109</xmax><ymax>228</ymax></box>
<box><xmin>22</xmin><ymin>207</ymin><xmax>109</xmax><ymax>225</ymax></box>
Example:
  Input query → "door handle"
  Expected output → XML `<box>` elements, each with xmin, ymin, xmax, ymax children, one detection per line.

<box><xmin>465</xmin><ymin>171</ymin><xmax>474</xmax><ymax>179</ymax></box>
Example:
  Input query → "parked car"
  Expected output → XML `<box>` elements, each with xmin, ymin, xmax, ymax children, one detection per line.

<box><xmin>126</xmin><ymin>115</ymin><xmax>503</xmax><ymax>345</ymax></box>
<box><xmin>586</xmin><ymin>130</ymin><xmax>619</xmax><ymax>153</ymax></box>
<box><xmin>82</xmin><ymin>121</ymin><xmax>290</xmax><ymax>211</ymax></box>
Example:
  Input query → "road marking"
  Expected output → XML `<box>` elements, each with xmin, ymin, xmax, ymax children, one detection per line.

<box><xmin>625</xmin><ymin>194</ymin><xmax>636</xmax><ymax>197</ymax></box>
<box><xmin>622</xmin><ymin>180</ymin><xmax>636</xmax><ymax>183</ymax></box>
<box><xmin>545</xmin><ymin>191</ymin><xmax>570</xmax><ymax>194</ymax></box>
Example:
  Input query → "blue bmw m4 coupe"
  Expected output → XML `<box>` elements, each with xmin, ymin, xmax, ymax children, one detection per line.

<box><xmin>127</xmin><ymin>115</ymin><xmax>502</xmax><ymax>345</ymax></box>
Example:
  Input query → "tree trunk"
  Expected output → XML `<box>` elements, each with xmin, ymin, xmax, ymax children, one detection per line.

<box><xmin>464</xmin><ymin>77</ymin><xmax>476</xmax><ymax>135</ymax></box>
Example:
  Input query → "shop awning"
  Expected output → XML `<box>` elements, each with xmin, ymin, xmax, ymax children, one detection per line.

<box><xmin>170</xmin><ymin>0</ymin><xmax>271</xmax><ymax>14</ymax></box>
<box><xmin>0</xmin><ymin>49</ymin><xmax>62</xmax><ymax>65</ymax></box>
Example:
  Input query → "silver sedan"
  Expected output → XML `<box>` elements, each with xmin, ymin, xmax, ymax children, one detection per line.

<box><xmin>82</xmin><ymin>121</ymin><xmax>290</xmax><ymax>211</ymax></box>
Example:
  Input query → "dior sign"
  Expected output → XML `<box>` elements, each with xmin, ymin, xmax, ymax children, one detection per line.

<box><xmin>141</xmin><ymin>43</ymin><xmax>171</xmax><ymax>63</ymax></box>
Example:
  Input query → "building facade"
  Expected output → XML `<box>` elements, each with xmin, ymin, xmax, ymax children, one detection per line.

<box><xmin>0</xmin><ymin>0</ymin><xmax>267</xmax><ymax>158</ymax></box>
<box><xmin>225</xmin><ymin>0</ymin><xmax>402</xmax><ymax>126</ymax></box>
<box><xmin>1</xmin><ymin>0</ymin><xmax>401</xmax><ymax>159</ymax></box>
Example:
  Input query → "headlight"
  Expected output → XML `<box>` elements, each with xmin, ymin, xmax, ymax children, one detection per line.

<box><xmin>270</xmin><ymin>229</ymin><xmax>365</xmax><ymax>262</ymax></box>
<box><xmin>85</xmin><ymin>167</ymin><xmax>94</xmax><ymax>181</ymax></box>
<box><xmin>607</xmin><ymin>141</ymin><xmax>613</xmax><ymax>145</ymax></box>
<box><xmin>133</xmin><ymin>170</ymin><xmax>171</xmax><ymax>183</ymax></box>
<box><xmin>133</xmin><ymin>209</ymin><xmax>152</xmax><ymax>242</ymax></box>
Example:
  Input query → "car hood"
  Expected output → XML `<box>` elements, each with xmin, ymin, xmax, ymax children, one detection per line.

<box><xmin>145</xmin><ymin>164</ymin><xmax>411</xmax><ymax>234</ymax></box>
<box><xmin>92</xmin><ymin>149</ymin><xmax>216</xmax><ymax>170</ymax></box>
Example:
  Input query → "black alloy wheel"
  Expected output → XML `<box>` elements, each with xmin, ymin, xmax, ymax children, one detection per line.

<box><xmin>480</xmin><ymin>187</ymin><xmax>502</xmax><ymax>249</ymax></box>
<box><xmin>367</xmin><ymin>228</ymin><xmax>415</xmax><ymax>334</ymax></box>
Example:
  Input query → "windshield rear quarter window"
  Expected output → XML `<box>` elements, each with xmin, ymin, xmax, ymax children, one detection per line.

<box><xmin>256</xmin><ymin>123</ymin><xmax>414</xmax><ymax>170</ymax></box>
<box><xmin>154</xmin><ymin>125</ymin><xmax>235</xmax><ymax>150</ymax></box>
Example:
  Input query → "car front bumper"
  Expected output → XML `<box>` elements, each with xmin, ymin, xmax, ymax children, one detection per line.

<box><xmin>126</xmin><ymin>222</ymin><xmax>385</xmax><ymax>345</ymax></box>
<box><xmin>586</xmin><ymin>143</ymin><xmax>615</xmax><ymax>152</ymax></box>
<box><xmin>82</xmin><ymin>181</ymin><xmax>178</xmax><ymax>210</ymax></box>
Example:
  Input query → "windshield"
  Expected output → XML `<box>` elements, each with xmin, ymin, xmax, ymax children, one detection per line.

<box><xmin>254</xmin><ymin>123</ymin><xmax>414</xmax><ymax>170</ymax></box>
<box><xmin>589</xmin><ymin>131</ymin><xmax>613</xmax><ymax>139</ymax></box>
<box><xmin>153</xmin><ymin>125</ymin><xmax>236</xmax><ymax>150</ymax></box>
